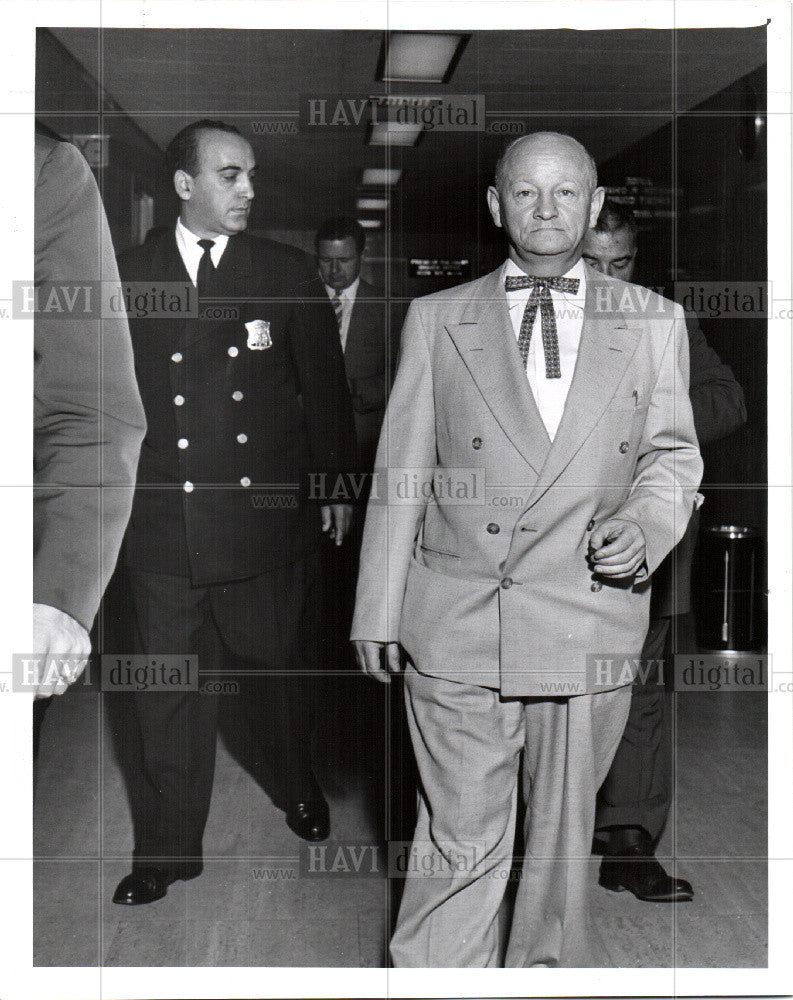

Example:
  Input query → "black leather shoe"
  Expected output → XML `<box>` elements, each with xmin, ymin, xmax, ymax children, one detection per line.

<box><xmin>112</xmin><ymin>865</ymin><xmax>201</xmax><ymax>906</ymax></box>
<box><xmin>599</xmin><ymin>828</ymin><xmax>693</xmax><ymax>902</ymax></box>
<box><xmin>286</xmin><ymin>796</ymin><xmax>330</xmax><ymax>842</ymax></box>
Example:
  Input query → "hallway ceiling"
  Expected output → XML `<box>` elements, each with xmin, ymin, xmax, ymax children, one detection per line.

<box><xmin>44</xmin><ymin>27</ymin><xmax>766</xmax><ymax>235</ymax></box>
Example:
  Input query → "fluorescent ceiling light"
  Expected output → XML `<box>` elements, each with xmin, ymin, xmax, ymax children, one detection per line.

<box><xmin>356</xmin><ymin>197</ymin><xmax>389</xmax><ymax>211</ymax></box>
<box><xmin>358</xmin><ymin>219</ymin><xmax>382</xmax><ymax>229</ymax></box>
<box><xmin>368</xmin><ymin>121</ymin><xmax>422</xmax><ymax>146</ymax></box>
<box><xmin>379</xmin><ymin>32</ymin><xmax>469</xmax><ymax>83</ymax></box>
<box><xmin>361</xmin><ymin>168</ymin><xmax>402</xmax><ymax>186</ymax></box>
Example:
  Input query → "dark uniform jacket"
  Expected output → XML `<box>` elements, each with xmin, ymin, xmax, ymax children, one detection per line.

<box><xmin>118</xmin><ymin>227</ymin><xmax>356</xmax><ymax>586</ymax></box>
<box><xmin>34</xmin><ymin>135</ymin><xmax>146</xmax><ymax>630</ymax></box>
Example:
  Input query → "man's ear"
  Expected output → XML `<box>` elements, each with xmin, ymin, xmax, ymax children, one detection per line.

<box><xmin>588</xmin><ymin>186</ymin><xmax>606</xmax><ymax>227</ymax></box>
<box><xmin>486</xmin><ymin>186</ymin><xmax>503</xmax><ymax>229</ymax></box>
<box><xmin>174</xmin><ymin>170</ymin><xmax>192</xmax><ymax>203</ymax></box>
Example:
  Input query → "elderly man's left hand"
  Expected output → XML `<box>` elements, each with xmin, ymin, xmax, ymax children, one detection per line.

<box><xmin>589</xmin><ymin>519</ymin><xmax>647</xmax><ymax>579</ymax></box>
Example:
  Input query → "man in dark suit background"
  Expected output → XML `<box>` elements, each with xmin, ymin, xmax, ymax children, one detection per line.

<box><xmin>33</xmin><ymin>134</ymin><xmax>145</xmax><ymax>728</ymax></box>
<box><xmin>582</xmin><ymin>199</ymin><xmax>747</xmax><ymax>901</ymax></box>
<box><xmin>315</xmin><ymin>216</ymin><xmax>389</xmax><ymax>473</ymax></box>
<box><xmin>112</xmin><ymin>120</ymin><xmax>356</xmax><ymax>905</ymax></box>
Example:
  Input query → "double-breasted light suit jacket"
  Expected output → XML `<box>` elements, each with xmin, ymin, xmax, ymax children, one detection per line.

<box><xmin>351</xmin><ymin>263</ymin><xmax>703</xmax><ymax>697</ymax></box>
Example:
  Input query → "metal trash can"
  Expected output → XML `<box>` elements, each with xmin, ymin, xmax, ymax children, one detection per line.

<box><xmin>697</xmin><ymin>524</ymin><xmax>764</xmax><ymax>653</ymax></box>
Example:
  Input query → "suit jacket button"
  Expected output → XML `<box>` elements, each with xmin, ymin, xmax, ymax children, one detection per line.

<box><xmin>237</xmin><ymin>433</ymin><xmax>248</xmax><ymax>444</ymax></box>
<box><xmin>472</xmin><ymin>437</ymin><xmax>482</xmax><ymax>449</ymax></box>
<box><xmin>587</xmin><ymin>519</ymin><xmax>595</xmax><ymax>531</ymax></box>
<box><xmin>174</xmin><ymin>394</ymin><xmax>185</xmax><ymax>406</ymax></box>
<box><xmin>486</xmin><ymin>522</ymin><xmax>500</xmax><ymax>534</ymax></box>
<box><xmin>240</xmin><ymin>476</ymin><xmax>251</xmax><ymax>487</ymax></box>
<box><xmin>232</xmin><ymin>390</ymin><xmax>244</xmax><ymax>401</ymax></box>
<box><xmin>501</xmin><ymin>577</ymin><xmax>513</xmax><ymax>589</ymax></box>
<box><xmin>591</xmin><ymin>580</ymin><xmax>603</xmax><ymax>592</ymax></box>
<box><xmin>177</xmin><ymin>438</ymin><xmax>189</xmax><ymax>449</ymax></box>
<box><xmin>183</xmin><ymin>481</ymin><xmax>194</xmax><ymax>493</ymax></box>
<box><xmin>228</xmin><ymin>346</ymin><xmax>239</xmax><ymax>357</ymax></box>
<box><xmin>171</xmin><ymin>352</ymin><xmax>183</xmax><ymax>363</ymax></box>
<box><xmin>619</xmin><ymin>440</ymin><xmax>629</xmax><ymax>453</ymax></box>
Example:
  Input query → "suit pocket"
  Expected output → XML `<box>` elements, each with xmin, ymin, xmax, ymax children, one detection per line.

<box><xmin>419</xmin><ymin>543</ymin><xmax>460</xmax><ymax>559</ymax></box>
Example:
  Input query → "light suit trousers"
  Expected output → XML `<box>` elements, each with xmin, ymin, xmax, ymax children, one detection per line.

<box><xmin>391</xmin><ymin>664</ymin><xmax>631</xmax><ymax>967</ymax></box>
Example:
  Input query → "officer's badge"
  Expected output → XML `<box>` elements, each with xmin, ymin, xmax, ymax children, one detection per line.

<box><xmin>245</xmin><ymin>319</ymin><xmax>272</xmax><ymax>350</ymax></box>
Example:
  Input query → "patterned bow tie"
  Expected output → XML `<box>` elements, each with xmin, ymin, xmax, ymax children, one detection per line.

<box><xmin>504</xmin><ymin>274</ymin><xmax>580</xmax><ymax>294</ymax></box>
<box><xmin>504</xmin><ymin>274</ymin><xmax>580</xmax><ymax>378</ymax></box>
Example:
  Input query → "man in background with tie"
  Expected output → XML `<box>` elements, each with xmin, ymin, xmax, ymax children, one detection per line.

<box><xmin>352</xmin><ymin>132</ymin><xmax>702</xmax><ymax>965</ymax></box>
<box><xmin>315</xmin><ymin>216</ymin><xmax>389</xmax><ymax>473</ymax></box>
<box><xmin>113</xmin><ymin>120</ymin><xmax>355</xmax><ymax>905</ymax></box>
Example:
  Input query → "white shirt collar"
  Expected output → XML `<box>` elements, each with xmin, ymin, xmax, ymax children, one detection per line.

<box><xmin>323</xmin><ymin>276</ymin><xmax>360</xmax><ymax>303</ymax></box>
<box><xmin>175</xmin><ymin>218</ymin><xmax>229</xmax><ymax>283</ymax></box>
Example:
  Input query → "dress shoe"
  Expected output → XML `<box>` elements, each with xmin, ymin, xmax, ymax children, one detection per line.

<box><xmin>112</xmin><ymin>865</ymin><xmax>201</xmax><ymax>906</ymax></box>
<box><xmin>599</xmin><ymin>827</ymin><xmax>693</xmax><ymax>902</ymax></box>
<box><xmin>286</xmin><ymin>795</ymin><xmax>330</xmax><ymax>842</ymax></box>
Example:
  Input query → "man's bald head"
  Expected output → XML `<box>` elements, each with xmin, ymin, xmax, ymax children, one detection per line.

<box><xmin>494</xmin><ymin>132</ymin><xmax>598</xmax><ymax>195</ymax></box>
<box><xmin>487</xmin><ymin>131</ymin><xmax>605</xmax><ymax>277</ymax></box>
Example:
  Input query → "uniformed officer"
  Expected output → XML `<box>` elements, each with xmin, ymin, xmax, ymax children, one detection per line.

<box><xmin>112</xmin><ymin>120</ymin><xmax>356</xmax><ymax>906</ymax></box>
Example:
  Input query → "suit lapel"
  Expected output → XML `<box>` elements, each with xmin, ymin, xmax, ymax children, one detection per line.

<box><xmin>445</xmin><ymin>268</ymin><xmax>551</xmax><ymax>476</ymax></box>
<box><xmin>526</xmin><ymin>268</ymin><xmax>641</xmax><ymax>504</ymax></box>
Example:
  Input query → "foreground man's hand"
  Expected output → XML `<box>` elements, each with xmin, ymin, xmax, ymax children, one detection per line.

<box><xmin>321</xmin><ymin>503</ymin><xmax>354</xmax><ymax>546</ymax></box>
<box><xmin>32</xmin><ymin>603</ymin><xmax>91</xmax><ymax>698</ymax></box>
<box><xmin>589</xmin><ymin>519</ymin><xmax>647</xmax><ymax>579</ymax></box>
<box><xmin>353</xmin><ymin>640</ymin><xmax>401</xmax><ymax>684</ymax></box>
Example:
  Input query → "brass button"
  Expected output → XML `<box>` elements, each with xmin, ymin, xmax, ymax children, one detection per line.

<box><xmin>591</xmin><ymin>581</ymin><xmax>603</xmax><ymax>592</ymax></box>
<box><xmin>472</xmin><ymin>437</ymin><xmax>482</xmax><ymax>449</ymax></box>
<box><xmin>486</xmin><ymin>522</ymin><xmax>500</xmax><ymax>534</ymax></box>
<box><xmin>619</xmin><ymin>441</ymin><xmax>629</xmax><ymax>454</ymax></box>
<box><xmin>501</xmin><ymin>577</ymin><xmax>513</xmax><ymax>589</ymax></box>
<box><xmin>587</xmin><ymin>519</ymin><xmax>595</xmax><ymax>531</ymax></box>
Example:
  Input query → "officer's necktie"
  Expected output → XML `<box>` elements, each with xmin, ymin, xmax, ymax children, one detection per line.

<box><xmin>504</xmin><ymin>273</ymin><xmax>580</xmax><ymax>379</ymax></box>
<box><xmin>196</xmin><ymin>238</ymin><xmax>216</xmax><ymax>299</ymax></box>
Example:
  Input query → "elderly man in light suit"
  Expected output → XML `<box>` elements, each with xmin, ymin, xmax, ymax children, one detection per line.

<box><xmin>352</xmin><ymin>132</ymin><xmax>702</xmax><ymax>967</ymax></box>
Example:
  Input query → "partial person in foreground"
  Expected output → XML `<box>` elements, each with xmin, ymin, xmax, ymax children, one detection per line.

<box><xmin>352</xmin><ymin>132</ymin><xmax>703</xmax><ymax>966</ymax></box>
<box><xmin>113</xmin><ymin>120</ymin><xmax>356</xmax><ymax>906</ymax></box>
<box><xmin>33</xmin><ymin>133</ymin><xmax>146</xmax><ymax>750</ymax></box>
<box><xmin>582</xmin><ymin>199</ymin><xmax>747</xmax><ymax>902</ymax></box>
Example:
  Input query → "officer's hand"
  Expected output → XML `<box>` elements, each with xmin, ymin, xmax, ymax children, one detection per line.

<box><xmin>321</xmin><ymin>504</ymin><xmax>353</xmax><ymax>546</ymax></box>
<box><xmin>353</xmin><ymin>640</ymin><xmax>401</xmax><ymax>684</ymax></box>
<box><xmin>589</xmin><ymin>519</ymin><xmax>646</xmax><ymax>578</ymax></box>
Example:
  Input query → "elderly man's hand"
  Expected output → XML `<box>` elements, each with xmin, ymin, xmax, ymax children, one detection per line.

<box><xmin>589</xmin><ymin>519</ymin><xmax>647</xmax><ymax>579</ymax></box>
<box><xmin>32</xmin><ymin>603</ymin><xmax>91</xmax><ymax>698</ymax></box>
<box><xmin>353</xmin><ymin>640</ymin><xmax>401</xmax><ymax>684</ymax></box>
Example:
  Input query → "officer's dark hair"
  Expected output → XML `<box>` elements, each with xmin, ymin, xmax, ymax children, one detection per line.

<box><xmin>165</xmin><ymin>120</ymin><xmax>244</xmax><ymax>179</ymax></box>
<box><xmin>315</xmin><ymin>216</ymin><xmax>366</xmax><ymax>256</ymax></box>
<box><xmin>593</xmin><ymin>198</ymin><xmax>638</xmax><ymax>239</ymax></box>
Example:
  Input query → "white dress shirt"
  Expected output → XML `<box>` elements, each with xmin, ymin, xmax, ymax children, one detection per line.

<box><xmin>324</xmin><ymin>276</ymin><xmax>360</xmax><ymax>352</ymax></box>
<box><xmin>504</xmin><ymin>257</ymin><xmax>587</xmax><ymax>441</ymax></box>
<box><xmin>175</xmin><ymin>218</ymin><xmax>229</xmax><ymax>286</ymax></box>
